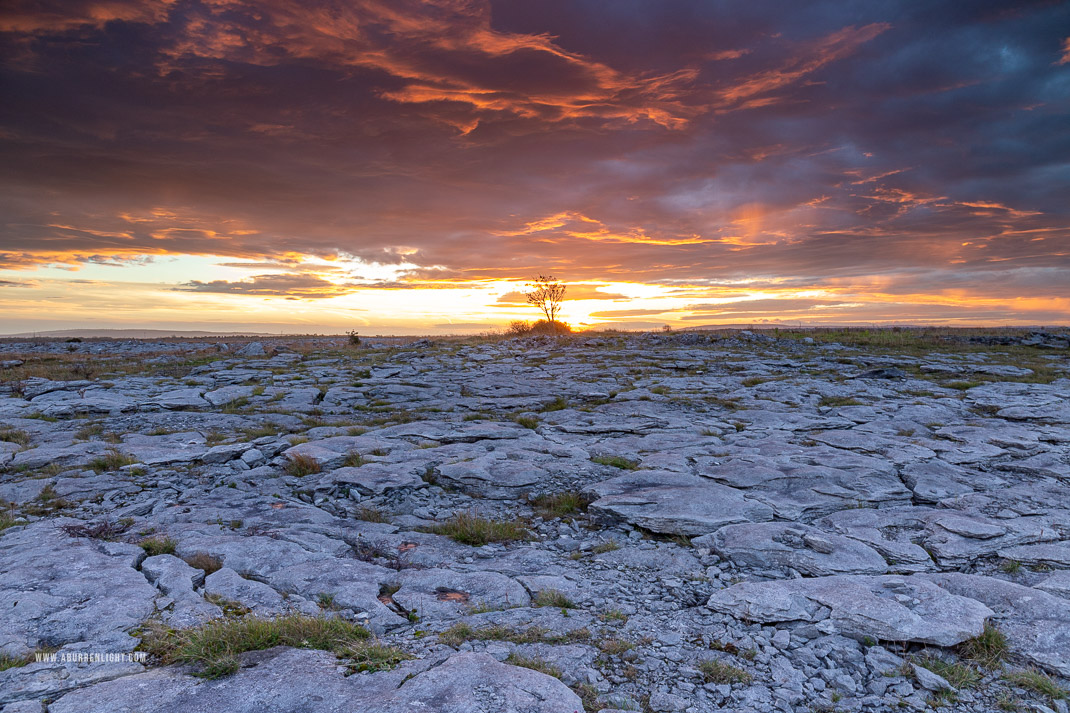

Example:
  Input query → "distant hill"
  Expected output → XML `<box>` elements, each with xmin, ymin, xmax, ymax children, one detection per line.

<box><xmin>1</xmin><ymin>329</ymin><xmax>279</xmax><ymax>339</ymax></box>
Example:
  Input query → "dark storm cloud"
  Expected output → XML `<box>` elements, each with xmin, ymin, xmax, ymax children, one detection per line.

<box><xmin>1</xmin><ymin>0</ymin><xmax>1068</xmax><ymax>312</ymax></box>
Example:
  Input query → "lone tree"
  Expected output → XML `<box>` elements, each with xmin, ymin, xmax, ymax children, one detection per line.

<box><xmin>525</xmin><ymin>275</ymin><xmax>566</xmax><ymax>324</ymax></box>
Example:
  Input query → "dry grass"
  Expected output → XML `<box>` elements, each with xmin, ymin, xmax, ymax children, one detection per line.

<box><xmin>424</xmin><ymin>511</ymin><xmax>531</xmax><ymax>546</ymax></box>
<box><xmin>88</xmin><ymin>448</ymin><xmax>136</xmax><ymax>473</ymax></box>
<box><xmin>1004</xmin><ymin>668</ymin><xmax>1068</xmax><ymax>702</ymax></box>
<box><xmin>139</xmin><ymin>536</ymin><xmax>177</xmax><ymax>557</ymax></box>
<box><xmin>138</xmin><ymin>614</ymin><xmax>405</xmax><ymax>679</ymax></box>
<box><xmin>958</xmin><ymin>623</ymin><xmax>1009</xmax><ymax>669</ymax></box>
<box><xmin>529</xmin><ymin>491</ymin><xmax>591</xmax><ymax>519</ymax></box>
<box><xmin>183</xmin><ymin>552</ymin><xmax>223</xmax><ymax>575</ymax></box>
<box><xmin>0</xmin><ymin>428</ymin><xmax>30</xmax><ymax>446</ymax></box>
<box><xmin>284</xmin><ymin>453</ymin><xmax>321</xmax><ymax>477</ymax></box>
<box><xmin>532</xmin><ymin>589</ymin><xmax>576</xmax><ymax>609</ymax></box>
<box><xmin>698</xmin><ymin>659</ymin><xmax>753</xmax><ymax>685</ymax></box>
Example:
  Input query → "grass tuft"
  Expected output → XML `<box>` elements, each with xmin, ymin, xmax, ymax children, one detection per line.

<box><xmin>425</xmin><ymin>511</ymin><xmax>531</xmax><ymax>546</ymax></box>
<box><xmin>912</xmin><ymin>653</ymin><xmax>980</xmax><ymax>688</ymax></box>
<box><xmin>958</xmin><ymin>623</ymin><xmax>1008</xmax><ymax>669</ymax></box>
<box><xmin>505</xmin><ymin>652</ymin><xmax>562</xmax><ymax>679</ymax></box>
<box><xmin>529</xmin><ymin>491</ymin><xmax>591</xmax><ymax>519</ymax></box>
<box><xmin>138</xmin><ymin>614</ymin><xmax>402</xmax><ymax>679</ymax></box>
<box><xmin>590</xmin><ymin>454</ymin><xmax>638</xmax><ymax>470</ymax></box>
<box><xmin>183</xmin><ymin>552</ymin><xmax>223</xmax><ymax>575</ymax></box>
<box><xmin>698</xmin><ymin>659</ymin><xmax>753</xmax><ymax>685</ymax></box>
<box><xmin>139</xmin><ymin>536</ymin><xmax>177</xmax><ymax>557</ymax></box>
<box><xmin>0</xmin><ymin>428</ymin><xmax>31</xmax><ymax>446</ymax></box>
<box><xmin>88</xmin><ymin>448</ymin><xmax>136</xmax><ymax>473</ymax></box>
<box><xmin>1004</xmin><ymin>668</ymin><xmax>1068</xmax><ymax>702</ymax></box>
<box><xmin>284</xmin><ymin>453</ymin><xmax>321</xmax><ymax>477</ymax></box>
<box><xmin>818</xmin><ymin>396</ymin><xmax>864</xmax><ymax>408</ymax></box>
<box><xmin>533</xmin><ymin>589</ymin><xmax>576</xmax><ymax>609</ymax></box>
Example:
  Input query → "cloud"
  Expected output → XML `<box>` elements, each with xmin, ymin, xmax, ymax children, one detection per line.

<box><xmin>177</xmin><ymin>273</ymin><xmax>357</xmax><ymax>299</ymax></box>
<box><xmin>496</xmin><ymin>284</ymin><xmax>629</xmax><ymax>304</ymax></box>
<box><xmin>1</xmin><ymin>0</ymin><xmax>1069</xmax><ymax>324</ymax></box>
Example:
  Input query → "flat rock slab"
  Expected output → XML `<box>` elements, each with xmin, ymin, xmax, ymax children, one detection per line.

<box><xmin>587</xmin><ymin>470</ymin><xmax>774</xmax><ymax>536</ymax></box>
<box><xmin>46</xmin><ymin>649</ymin><xmax>581</xmax><ymax>713</ymax></box>
<box><xmin>393</xmin><ymin>567</ymin><xmax>531</xmax><ymax>619</ymax></box>
<box><xmin>706</xmin><ymin>575</ymin><xmax>993</xmax><ymax>646</ymax></box>
<box><xmin>919</xmin><ymin>573</ymin><xmax>1070</xmax><ymax>677</ymax></box>
<box><xmin>435</xmin><ymin>455</ymin><xmax>546</xmax><ymax>498</ymax></box>
<box><xmin>320</xmin><ymin>464</ymin><xmax>425</xmax><ymax>496</ymax></box>
<box><xmin>0</xmin><ymin>522</ymin><xmax>157</xmax><ymax>658</ymax></box>
<box><xmin>697</xmin><ymin>522</ymin><xmax>888</xmax><ymax>576</ymax></box>
<box><xmin>698</xmin><ymin>456</ymin><xmax>911</xmax><ymax>521</ymax></box>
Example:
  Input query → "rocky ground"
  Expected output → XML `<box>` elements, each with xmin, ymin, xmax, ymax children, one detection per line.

<box><xmin>1</xmin><ymin>330</ymin><xmax>1068</xmax><ymax>713</ymax></box>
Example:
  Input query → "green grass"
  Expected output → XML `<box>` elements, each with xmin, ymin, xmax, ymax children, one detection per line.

<box><xmin>591</xmin><ymin>454</ymin><xmax>638</xmax><ymax>470</ymax></box>
<box><xmin>0</xmin><ymin>652</ymin><xmax>33</xmax><ymax>671</ymax></box>
<box><xmin>529</xmin><ymin>491</ymin><xmax>591</xmax><ymax>519</ymax></box>
<box><xmin>591</xmin><ymin>540</ymin><xmax>620</xmax><ymax>554</ymax></box>
<box><xmin>342</xmin><ymin>452</ymin><xmax>365</xmax><ymax>468</ymax></box>
<box><xmin>505</xmin><ymin>652</ymin><xmax>563</xmax><ymax>679</ymax></box>
<box><xmin>513</xmin><ymin>414</ymin><xmax>540</xmax><ymax>429</ymax></box>
<box><xmin>242</xmin><ymin>425</ymin><xmax>278</xmax><ymax>439</ymax></box>
<box><xmin>817</xmin><ymin>396</ymin><xmax>864</xmax><ymax>408</ymax></box>
<box><xmin>284</xmin><ymin>453</ymin><xmax>321</xmax><ymax>477</ymax></box>
<box><xmin>438</xmin><ymin>622</ymin><xmax>590</xmax><ymax>647</ymax></box>
<box><xmin>947</xmin><ymin>380</ymin><xmax>984</xmax><ymax>391</ymax></box>
<box><xmin>88</xmin><ymin>448</ymin><xmax>136</xmax><ymax>473</ymax></box>
<box><xmin>0</xmin><ymin>428</ymin><xmax>31</xmax><ymax>446</ymax></box>
<box><xmin>540</xmin><ymin>396</ymin><xmax>569</xmax><ymax>412</ymax></box>
<box><xmin>533</xmin><ymin>589</ymin><xmax>576</xmax><ymax>609</ymax></box>
<box><xmin>1000</xmin><ymin>559</ymin><xmax>1022</xmax><ymax>573</ymax></box>
<box><xmin>913</xmin><ymin>653</ymin><xmax>980</xmax><ymax>688</ymax></box>
<box><xmin>424</xmin><ymin>511</ymin><xmax>531</xmax><ymax>546</ymax></box>
<box><xmin>139</xmin><ymin>536</ymin><xmax>177</xmax><ymax>557</ymax></box>
<box><xmin>354</xmin><ymin>506</ymin><xmax>388</xmax><ymax>523</ymax></box>
<box><xmin>1004</xmin><ymin>668</ymin><xmax>1068</xmax><ymax>702</ymax></box>
<box><xmin>139</xmin><ymin>614</ymin><xmax>405</xmax><ymax>679</ymax></box>
<box><xmin>698</xmin><ymin>659</ymin><xmax>753</xmax><ymax>685</ymax></box>
<box><xmin>958</xmin><ymin>623</ymin><xmax>1008</xmax><ymax>669</ymax></box>
<box><xmin>597</xmin><ymin>638</ymin><xmax>634</xmax><ymax>655</ymax></box>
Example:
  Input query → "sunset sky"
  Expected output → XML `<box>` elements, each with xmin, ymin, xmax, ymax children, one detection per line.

<box><xmin>1</xmin><ymin>1</ymin><xmax>1068</xmax><ymax>334</ymax></box>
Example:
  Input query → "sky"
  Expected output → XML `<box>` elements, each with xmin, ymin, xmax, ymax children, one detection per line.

<box><xmin>1</xmin><ymin>0</ymin><xmax>1068</xmax><ymax>334</ymax></box>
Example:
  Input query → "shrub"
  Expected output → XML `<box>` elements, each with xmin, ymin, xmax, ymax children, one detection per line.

<box><xmin>528</xmin><ymin>319</ymin><xmax>572</xmax><ymax>335</ymax></box>
<box><xmin>507</xmin><ymin>320</ymin><xmax>532</xmax><ymax>336</ymax></box>
<box><xmin>425</xmin><ymin>511</ymin><xmax>531</xmax><ymax>546</ymax></box>
<box><xmin>347</xmin><ymin>330</ymin><xmax>361</xmax><ymax>346</ymax></box>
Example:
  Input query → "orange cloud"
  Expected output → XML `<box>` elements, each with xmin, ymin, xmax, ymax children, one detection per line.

<box><xmin>716</xmin><ymin>23</ymin><xmax>890</xmax><ymax>109</ymax></box>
